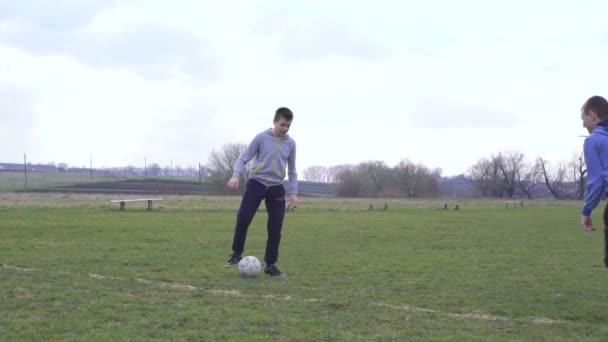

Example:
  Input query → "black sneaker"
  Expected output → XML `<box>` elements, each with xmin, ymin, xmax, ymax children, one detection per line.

<box><xmin>264</xmin><ymin>264</ymin><xmax>286</xmax><ymax>277</ymax></box>
<box><xmin>225</xmin><ymin>253</ymin><xmax>242</xmax><ymax>268</ymax></box>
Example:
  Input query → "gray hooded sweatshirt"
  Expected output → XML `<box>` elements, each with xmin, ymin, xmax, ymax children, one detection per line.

<box><xmin>233</xmin><ymin>128</ymin><xmax>298</xmax><ymax>194</ymax></box>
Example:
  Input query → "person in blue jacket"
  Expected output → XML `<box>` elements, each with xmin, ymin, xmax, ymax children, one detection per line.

<box><xmin>580</xmin><ymin>95</ymin><xmax>608</xmax><ymax>267</ymax></box>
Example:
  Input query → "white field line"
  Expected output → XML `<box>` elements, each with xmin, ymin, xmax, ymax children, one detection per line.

<box><xmin>0</xmin><ymin>263</ymin><xmax>569</xmax><ymax>324</ymax></box>
<box><xmin>375</xmin><ymin>303</ymin><xmax>566</xmax><ymax>325</ymax></box>
<box><xmin>1</xmin><ymin>264</ymin><xmax>37</xmax><ymax>272</ymax></box>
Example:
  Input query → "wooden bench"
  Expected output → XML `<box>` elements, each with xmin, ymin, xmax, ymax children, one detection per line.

<box><xmin>109</xmin><ymin>198</ymin><xmax>163</xmax><ymax>210</ymax></box>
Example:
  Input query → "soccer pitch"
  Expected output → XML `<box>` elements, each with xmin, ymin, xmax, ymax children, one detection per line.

<box><xmin>1</xmin><ymin>194</ymin><xmax>607</xmax><ymax>341</ymax></box>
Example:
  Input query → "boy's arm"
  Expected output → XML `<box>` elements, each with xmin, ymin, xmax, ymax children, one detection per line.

<box><xmin>582</xmin><ymin>137</ymin><xmax>605</xmax><ymax>216</ymax></box>
<box><xmin>233</xmin><ymin>135</ymin><xmax>260</xmax><ymax>178</ymax></box>
<box><xmin>287</xmin><ymin>141</ymin><xmax>298</xmax><ymax>195</ymax></box>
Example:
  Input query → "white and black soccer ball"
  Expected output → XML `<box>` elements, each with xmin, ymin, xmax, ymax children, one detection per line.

<box><xmin>238</xmin><ymin>256</ymin><xmax>262</xmax><ymax>276</ymax></box>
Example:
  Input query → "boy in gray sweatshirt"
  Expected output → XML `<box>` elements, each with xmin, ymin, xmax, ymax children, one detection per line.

<box><xmin>225</xmin><ymin>107</ymin><xmax>298</xmax><ymax>277</ymax></box>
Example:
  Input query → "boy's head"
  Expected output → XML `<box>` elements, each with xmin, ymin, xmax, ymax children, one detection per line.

<box><xmin>274</xmin><ymin>107</ymin><xmax>293</xmax><ymax>122</ymax></box>
<box><xmin>581</xmin><ymin>96</ymin><xmax>608</xmax><ymax>133</ymax></box>
<box><xmin>273</xmin><ymin>107</ymin><xmax>293</xmax><ymax>137</ymax></box>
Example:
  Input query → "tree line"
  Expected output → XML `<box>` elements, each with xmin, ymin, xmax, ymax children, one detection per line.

<box><xmin>204</xmin><ymin>143</ymin><xmax>441</xmax><ymax>198</ymax></box>
<box><xmin>468</xmin><ymin>151</ymin><xmax>586</xmax><ymax>199</ymax></box>
<box><xmin>204</xmin><ymin>144</ymin><xmax>588</xmax><ymax>200</ymax></box>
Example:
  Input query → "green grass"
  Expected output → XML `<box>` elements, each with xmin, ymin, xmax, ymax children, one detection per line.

<box><xmin>1</xmin><ymin>194</ymin><xmax>608</xmax><ymax>341</ymax></box>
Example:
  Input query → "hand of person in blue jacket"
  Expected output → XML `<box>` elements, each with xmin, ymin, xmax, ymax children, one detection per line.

<box><xmin>581</xmin><ymin>215</ymin><xmax>596</xmax><ymax>231</ymax></box>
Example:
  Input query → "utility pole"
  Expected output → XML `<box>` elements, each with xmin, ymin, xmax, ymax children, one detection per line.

<box><xmin>23</xmin><ymin>153</ymin><xmax>28</xmax><ymax>189</ymax></box>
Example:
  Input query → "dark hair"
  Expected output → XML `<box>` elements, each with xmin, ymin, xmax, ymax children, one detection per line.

<box><xmin>582</xmin><ymin>96</ymin><xmax>608</xmax><ymax>120</ymax></box>
<box><xmin>274</xmin><ymin>107</ymin><xmax>293</xmax><ymax>122</ymax></box>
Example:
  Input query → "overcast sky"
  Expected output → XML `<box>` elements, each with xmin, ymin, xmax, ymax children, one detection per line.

<box><xmin>1</xmin><ymin>0</ymin><xmax>606</xmax><ymax>176</ymax></box>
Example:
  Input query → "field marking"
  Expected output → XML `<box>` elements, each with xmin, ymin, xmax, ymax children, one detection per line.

<box><xmin>135</xmin><ymin>278</ymin><xmax>197</xmax><ymax>291</ymax></box>
<box><xmin>262</xmin><ymin>294</ymin><xmax>292</xmax><ymax>301</ymax></box>
<box><xmin>1</xmin><ymin>264</ymin><xmax>37</xmax><ymax>272</ymax></box>
<box><xmin>208</xmin><ymin>289</ymin><xmax>242</xmax><ymax>297</ymax></box>
<box><xmin>89</xmin><ymin>274</ymin><xmax>197</xmax><ymax>291</ymax></box>
<box><xmin>0</xmin><ymin>263</ymin><xmax>571</xmax><ymax>324</ymax></box>
<box><xmin>89</xmin><ymin>273</ymin><xmax>124</xmax><ymax>280</ymax></box>
<box><xmin>375</xmin><ymin>303</ymin><xmax>566</xmax><ymax>325</ymax></box>
<box><xmin>303</xmin><ymin>298</ymin><xmax>323</xmax><ymax>302</ymax></box>
<box><xmin>88</xmin><ymin>273</ymin><xmax>294</xmax><ymax>301</ymax></box>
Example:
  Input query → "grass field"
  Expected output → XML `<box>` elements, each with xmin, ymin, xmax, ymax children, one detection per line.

<box><xmin>1</xmin><ymin>194</ymin><xmax>608</xmax><ymax>341</ymax></box>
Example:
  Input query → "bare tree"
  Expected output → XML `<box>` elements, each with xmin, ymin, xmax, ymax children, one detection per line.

<box><xmin>488</xmin><ymin>154</ymin><xmax>506</xmax><ymax>197</ymax></box>
<box><xmin>412</xmin><ymin>165</ymin><xmax>441</xmax><ymax>197</ymax></box>
<box><xmin>206</xmin><ymin>143</ymin><xmax>249</xmax><ymax>189</ymax></box>
<box><xmin>335</xmin><ymin>165</ymin><xmax>361</xmax><ymax>197</ymax></box>
<box><xmin>497</xmin><ymin>151</ymin><xmax>525</xmax><ymax>198</ymax></box>
<box><xmin>469</xmin><ymin>157</ymin><xmax>493</xmax><ymax>196</ymax></box>
<box><xmin>302</xmin><ymin>165</ymin><xmax>327</xmax><ymax>182</ymax></box>
<box><xmin>469</xmin><ymin>152</ymin><xmax>523</xmax><ymax>198</ymax></box>
<box><xmin>570</xmin><ymin>152</ymin><xmax>586</xmax><ymax>199</ymax></box>
<box><xmin>515</xmin><ymin>159</ymin><xmax>539</xmax><ymax>199</ymax></box>
<box><xmin>537</xmin><ymin>156</ymin><xmax>569</xmax><ymax>199</ymax></box>
<box><xmin>360</xmin><ymin>160</ymin><xmax>391</xmax><ymax>197</ymax></box>
<box><xmin>148</xmin><ymin>163</ymin><xmax>161</xmax><ymax>176</ymax></box>
<box><xmin>394</xmin><ymin>159</ymin><xmax>417</xmax><ymax>197</ymax></box>
<box><xmin>392</xmin><ymin>159</ymin><xmax>440</xmax><ymax>197</ymax></box>
<box><xmin>327</xmin><ymin>164</ymin><xmax>352</xmax><ymax>183</ymax></box>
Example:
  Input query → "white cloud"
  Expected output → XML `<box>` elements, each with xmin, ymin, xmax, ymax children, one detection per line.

<box><xmin>0</xmin><ymin>0</ymin><xmax>607</xmax><ymax>176</ymax></box>
<box><xmin>0</xmin><ymin>17</ymin><xmax>220</xmax><ymax>81</ymax></box>
<box><xmin>0</xmin><ymin>1</ymin><xmax>123</xmax><ymax>29</ymax></box>
<box><xmin>410</xmin><ymin>99</ymin><xmax>518</xmax><ymax>129</ymax></box>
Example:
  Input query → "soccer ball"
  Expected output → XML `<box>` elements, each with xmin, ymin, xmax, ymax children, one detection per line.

<box><xmin>238</xmin><ymin>256</ymin><xmax>262</xmax><ymax>276</ymax></box>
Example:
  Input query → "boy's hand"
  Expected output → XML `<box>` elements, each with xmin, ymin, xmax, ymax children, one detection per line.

<box><xmin>581</xmin><ymin>215</ymin><xmax>596</xmax><ymax>231</ymax></box>
<box><xmin>288</xmin><ymin>194</ymin><xmax>297</xmax><ymax>209</ymax></box>
<box><xmin>226</xmin><ymin>176</ymin><xmax>240</xmax><ymax>190</ymax></box>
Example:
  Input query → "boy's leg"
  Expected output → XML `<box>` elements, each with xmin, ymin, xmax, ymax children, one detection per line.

<box><xmin>263</xmin><ymin>184</ymin><xmax>286</xmax><ymax>266</ymax></box>
<box><xmin>231</xmin><ymin>179</ymin><xmax>265</xmax><ymax>256</ymax></box>
<box><xmin>603</xmin><ymin>203</ymin><xmax>608</xmax><ymax>268</ymax></box>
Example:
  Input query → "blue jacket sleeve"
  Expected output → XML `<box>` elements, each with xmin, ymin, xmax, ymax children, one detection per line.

<box><xmin>582</xmin><ymin>137</ymin><xmax>605</xmax><ymax>216</ymax></box>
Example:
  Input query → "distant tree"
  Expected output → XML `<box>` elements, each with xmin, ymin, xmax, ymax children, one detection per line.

<box><xmin>148</xmin><ymin>163</ymin><xmax>161</xmax><ymax>176</ymax></box>
<box><xmin>175</xmin><ymin>165</ymin><xmax>183</xmax><ymax>177</ymax></box>
<box><xmin>206</xmin><ymin>143</ymin><xmax>250</xmax><ymax>190</ymax></box>
<box><xmin>570</xmin><ymin>152</ymin><xmax>586</xmax><ymax>200</ymax></box>
<box><xmin>469</xmin><ymin>151</ymin><xmax>526</xmax><ymax>198</ymax></box>
<box><xmin>515</xmin><ymin>159</ymin><xmax>539</xmax><ymax>199</ymax></box>
<box><xmin>412</xmin><ymin>166</ymin><xmax>441</xmax><ymax>197</ymax></box>
<box><xmin>394</xmin><ymin>159</ymin><xmax>417</xmax><ymax>197</ymax></box>
<box><xmin>537</xmin><ymin>156</ymin><xmax>569</xmax><ymax>199</ymax></box>
<box><xmin>468</xmin><ymin>157</ymin><xmax>493</xmax><ymax>196</ymax></box>
<box><xmin>302</xmin><ymin>165</ymin><xmax>327</xmax><ymax>182</ymax></box>
<box><xmin>497</xmin><ymin>151</ymin><xmax>526</xmax><ymax>198</ymax></box>
<box><xmin>488</xmin><ymin>153</ymin><xmax>505</xmax><ymax>197</ymax></box>
<box><xmin>360</xmin><ymin>160</ymin><xmax>391</xmax><ymax>197</ymax></box>
<box><xmin>327</xmin><ymin>164</ymin><xmax>352</xmax><ymax>183</ymax></box>
<box><xmin>331</xmin><ymin>160</ymin><xmax>439</xmax><ymax>198</ymax></box>
<box><xmin>334</xmin><ymin>165</ymin><xmax>362</xmax><ymax>197</ymax></box>
<box><xmin>57</xmin><ymin>163</ymin><xmax>68</xmax><ymax>172</ymax></box>
<box><xmin>126</xmin><ymin>165</ymin><xmax>139</xmax><ymax>176</ymax></box>
<box><xmin>186</xmin><ymin>165</ymin><xmax>198</xmax><ymax>177</ymax></box>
